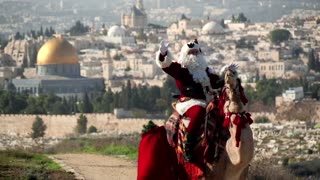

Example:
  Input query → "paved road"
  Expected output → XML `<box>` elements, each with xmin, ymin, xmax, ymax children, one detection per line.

<box><xmin>51</xmin><ymin>154</ymin><xmax>137</xmax><ymax>180</ymax></box>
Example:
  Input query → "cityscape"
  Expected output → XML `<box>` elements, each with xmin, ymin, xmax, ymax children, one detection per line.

<box><xmin>0</xmin><ymin>0</ymin><xmax>319</xmax><ymax>179</ymax></box>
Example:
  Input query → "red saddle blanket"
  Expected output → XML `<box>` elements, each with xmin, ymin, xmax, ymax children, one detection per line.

<box><xmin>137</xmin><ymin>126</ymin><xmax>178</xmax><ymax>180</ymax></box>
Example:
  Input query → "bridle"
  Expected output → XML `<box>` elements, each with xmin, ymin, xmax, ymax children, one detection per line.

<box><xmin>224</xmin><ymin>73</ymin><xmax>240</xmax><ymax>114</ymax></box>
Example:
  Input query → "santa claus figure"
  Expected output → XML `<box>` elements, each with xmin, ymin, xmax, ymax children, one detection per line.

<box><xmin>156</xmin><ymin>39</ymin><xmax>223</xmax><ymax>179</ymax></box>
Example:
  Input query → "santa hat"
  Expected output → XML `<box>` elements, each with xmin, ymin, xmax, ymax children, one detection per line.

<box><xmin>178</xmin><ymin>39</ymin><xmax>202</xmax><ymax>63</ymax></box>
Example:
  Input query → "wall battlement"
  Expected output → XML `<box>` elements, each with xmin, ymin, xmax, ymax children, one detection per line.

<box><xmin>0</xmin><ymin>113</ymin><xmax>165</xmax><ymax>138</ymax></box>
<box><xmin>4</xmin><ymin>111</ymin><xmax>314</xmax><ymax>138</ymax></box>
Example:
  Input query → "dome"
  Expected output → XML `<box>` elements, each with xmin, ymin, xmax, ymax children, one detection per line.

<box><xmin>107</xmin><ymin>25</ymin><xmax>126</xmax><ymax>37</ymax></box>
<box><xmin>202</xmin><ymin>21</ymin><xmax>224</xmax><ymax>35</ymax></box>
<box><xmin>37</xmin><ymin>36</ymin><xmax>78</xmax><ymax>65</ymax></box>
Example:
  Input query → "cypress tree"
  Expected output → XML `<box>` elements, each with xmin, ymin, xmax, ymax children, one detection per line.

<box><xmin>31</xmin><ymin>116</ymin><xmax>47</xmax><ymax>139</ymax></box>
<box><xmin>76</xmin><ymin>114</ymin><xmax>87</xmax><ymax>134</ymax></box>
<box><xmin>308</xmin><ymin>49</ymin><xmax>316</xmax><ymax>71</ymax></box>
<box><xmin>80</xmin><ymin>93</ymin><xmax>93</xmax><ymax>113</ymax></box>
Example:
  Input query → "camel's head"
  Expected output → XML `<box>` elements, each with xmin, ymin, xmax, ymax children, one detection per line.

<box><xmin>221</xmin><ymin>63</ymin><xmax>248</xmax><ymax>108</ymax></box>
<box><xmin>223</xmin><ymin>64</ymin><xmax>238</xmax><ymax>88</ymax></box>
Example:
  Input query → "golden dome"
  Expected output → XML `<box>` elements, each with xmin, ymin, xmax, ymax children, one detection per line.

<box><xmin>37</xmin><ymin>36</ymin><xmax>78</xmax><ymax>65</ymax></box>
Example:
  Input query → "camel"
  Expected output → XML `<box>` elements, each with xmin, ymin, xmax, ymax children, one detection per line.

<box><xmin>137</xmin><ymin>65</ymin><xmax>254</xmax><ymax>180</ymax></box>
<box><xmin>213</xmin><ymin>65</ymin><xmax>254</xmax><ymax>180</ymax></box>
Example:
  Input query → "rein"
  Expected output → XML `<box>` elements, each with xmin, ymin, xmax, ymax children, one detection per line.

<box><xmin>224</xmin><ymin>82</ymin><xmax>240</xmax><ymax>114</ymax></box>
<box><xmin>221</xmin><ymin>75</ymin><xmax>253</xmax><ymax>147</ymax></box>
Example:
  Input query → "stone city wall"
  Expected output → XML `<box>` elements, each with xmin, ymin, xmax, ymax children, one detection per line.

<box><xmin>0</xmin><ymin>113</ymin><xmax>165</xmax><ymax>138</ymax></box>
<box><xmin>0</xmin><ymin>112</ymin><xmax>287</xmax><ymax>138</ymax></box>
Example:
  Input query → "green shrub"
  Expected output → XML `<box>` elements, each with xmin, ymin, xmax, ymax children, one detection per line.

<box><xmin>87</xmin><ymin>125</ymin><xmax>97</xmax><ymax>133</ymax></box>
<box><xmin>254</xmin><ymin>116</ymin><xmax>270</xmax><ymax>123</ymax></box>
<box><xmin>269</xmin><ymin>29</ymin><xmax>291</xmax><ymax>44</ymax></box>
<box><xmin>75</xmin><ymin>114</ymin><xmax>87</xmax><ymax>134</ymax></box>
<box><xmin>282</xmin><ymin>157</ymin><xmax>289</xmax><ymax>166</ymax></box>
<box><xmin>288</xmin><ymin>158</ymin><xmax>320</xmax><ymax>178</ymax></box>
<box><xmin>31</xmin><ymin>116</ymin><xmax>47</xmax><ymax>139</ymax></box>
<box><xmin>142</xmin><ymin>120</ymin><xmax>157</xmax><ymax>133</ymax></box>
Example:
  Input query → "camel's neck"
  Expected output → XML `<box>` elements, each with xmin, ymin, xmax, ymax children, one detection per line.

<box><xmin>223</xmin><ymin>84</ymin><xmax>244</xmax><ymax>114</ymax></box>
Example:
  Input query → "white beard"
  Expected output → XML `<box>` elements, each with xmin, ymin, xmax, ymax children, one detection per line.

<box><xmin>178</xmin><ymin>54</ymin><xmax>211</xmax><ymax>88</ymax></box>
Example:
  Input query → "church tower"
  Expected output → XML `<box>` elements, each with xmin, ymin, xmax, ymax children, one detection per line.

<box><xmin>136</xmin><ymin>0</ymin><xmax>144</xmax><ymax>10</ymax></box>
<box><xmin>121</xmin><ymin>0</ymin><xmax>147</xmax><ymax>29</ymax></box>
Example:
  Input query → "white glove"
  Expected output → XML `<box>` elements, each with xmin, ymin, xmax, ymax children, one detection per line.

<box><xmin>159</xmin><ymin>40</ymin><xmax>170</xmax><ymax>55</ymax></box>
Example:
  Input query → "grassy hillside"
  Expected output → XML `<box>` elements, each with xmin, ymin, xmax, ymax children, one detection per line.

<box><xmin>46</xmin><ymin>134</ymin><xmax>140</xmax><ymax>160</ymax></box>
<box><xmin>0</xmin><ymin>150</ymin><xmax>75</xmax><ymax>180</ymax></box>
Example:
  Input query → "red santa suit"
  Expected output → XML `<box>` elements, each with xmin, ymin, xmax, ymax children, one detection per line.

<box><xmin>156</xmin><ymin>40</ymin><xmax>222</xmax><ymax>179</ymax></box>
<box><xmin>156</xmin><ymin>41</ymin><xmax>221</xmax><ymax>134</ymax></box>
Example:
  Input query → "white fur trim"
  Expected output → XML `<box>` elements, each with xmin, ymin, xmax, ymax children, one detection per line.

<box><xmin>182</xmin><ymin>119</ymin><xmax>190</xmax><ymax>127</ymax></box>
<box><xmin>155</xmin><ymin>51</ymin><xmax>172</xmax><ymax>68</ymax></box>
<box><xmin>175</xmin><ymin>98</ymin><xmax>207</xmax><ymax>115</ymax></box>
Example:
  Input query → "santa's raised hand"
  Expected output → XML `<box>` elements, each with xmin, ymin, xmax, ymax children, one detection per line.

<box><xmin>159</xmin><ymin>40</ymin><xmax>170</xmax><ymax>55</ymax></box>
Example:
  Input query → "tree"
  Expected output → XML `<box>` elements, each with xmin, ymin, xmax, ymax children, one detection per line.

<box><xmin>307</xmin><ymin>49</ymin><xmax>320</xmax><ymax>72</ymax></box>
<box><xmin>79</xmin><ymin>93</ymin><xmax>93</xmax><ymax>113</ymax></box>
<box><xmin>220</xmin><ymin>19</ymin><xmax>226</xmax><ymax>28</ymax></box>
<box><xmin>282</xmin><ymin>157</ymin><xmax>289</xmax><ymax>166</ymax></box>
<box><xmin>31</xmin><ymin>116</ymin><xmax>47</xmax><ymax>139</ymax></box>
<box><xmin>269</xmin><ymin>29</ymin><xmax>291</xmax><ymax>44</ymax></box>
<box><xmin>180</xmin><ymin>14</ymin><xmax>190</xmax><ymax>21</ymax></box>
<box><xmin>44</xmin><ymin>27</ymin><xmax>50</xmax><ymax>37</ymax></box>
<box><xmin>155</xmin><ymin>98</ymin><xmax>167</xmax><ymax>112</ymax></box>
<box><xmin>14</xmin><ymin>32</ymin><xmax>23</xmax><ymax>40</ymax></box>
<box><xmin>254</xmin><ymin>116</ymin><xmax>270</xmax><ymax>123</ymax></box>
<box><xmin>30</xmin><ymin>45</ymin><xmax>38</xmax><ymax>67</ymax></box>
<box><xmin>292</xmin><ymin>46</ymin><xmax>303</xmax><ymax>58</ymax></box>
<box><xmin>124</xmin><ymin>80</ymin><xmax>132</xmax><ymax>109</ymax></box>
<box><xmin>308</xmin><ymin>49</ymin><xmax>316</xmax><ymax>71</ymax></box>
<box><xmin>49</xmin><ymin>26</ymin><xmax>55</xmax><ymax>36</ymax></box>
<box><xmin>24</xmin><ymin>96</ymin><xmax>45</xmax><ymax>114</ymax></box>
<box><xmin>38</xmin><ymin>26</ymin><xmax>43</xmax><ymax>37</ymax></box>
<box><xmin>76</xmin><ymin>114</ymin><xmax>87</xmax><ymax>134</ymax></box>
<box><xmin>231</xmin><ymin>13</ymin><xmax>249</xmax><ymax>23</ymax></box>
<box><xmin>237</xmin><ymin>13</ymin><xmax>248</xmax><ymax>23</ymax></box>
<box><xmin>0</xmin><ymin>37</ymin><xmax>8</xmax><ymax>50</ymax></box>
<box><xmin>147</xmin><ymin>23</ymin><xmax>167</xmax><ymax>29</ymax></box>
<box><xmin>231</xmin><ymin>14</ymin><xmax>236</xmax><ymax>22</ymax></box>
<box><xmin>68</xmin><ymin>20</ymin><xmax>89</xmax><ymax>36</ymax></box>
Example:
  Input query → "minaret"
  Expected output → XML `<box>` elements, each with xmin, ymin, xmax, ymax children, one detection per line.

<box><xmin>102</xmin><ymin>49</ymin><xmax>113</xmax><ymax>82</ymax></box>
<box><xmin>60</xmin><ymin>0</ymin><xmax>64</xmax><ymax>10</ymax></box>
<box><xmin>156</xmin><ymin>0</ymin><xmax>160</xmax><ymax>8</ymax></box>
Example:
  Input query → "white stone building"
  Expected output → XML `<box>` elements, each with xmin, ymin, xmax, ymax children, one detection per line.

<box><xmin>282</xmin><ymin>87</ymin><xmax>304</xmax><ymax>102</ymax></box>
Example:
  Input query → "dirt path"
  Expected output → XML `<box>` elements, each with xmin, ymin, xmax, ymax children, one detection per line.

<box><xmin>50</xmin><ymin>154</ymin><xmax>137</xmax><ymax>180</ymax></box>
